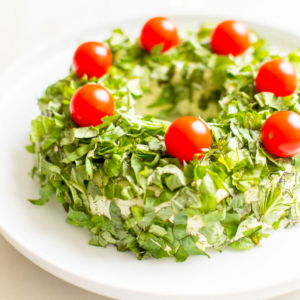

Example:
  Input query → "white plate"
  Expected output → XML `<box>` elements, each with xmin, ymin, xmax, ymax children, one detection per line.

<box><xmin>1</xmin><ymin>15</ymin><xmax>300</xmax><ymax>300</ymax></box>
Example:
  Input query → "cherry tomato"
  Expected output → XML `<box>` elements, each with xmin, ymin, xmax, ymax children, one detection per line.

<box><xmin>256</xmin><ymin>59</ymin><xmax>298</xmax><ymax>97</ymax></box>
<box><xmin>69</xmin><ymin>84</ymin><xmax>114</xmax><ymax>127</ymax></box>
<box><xmin>262</xmin><ymin>111</ymin><xmax>300</xmax><ymax>157</ymax></box>
<box><xmin>165</xmin><ymin>116</ymin><xmax>212</xmax><ymax>162</ymax></box>
<box><xmin>140</xmin><ymin>17</ymin><xmax>179</xmax><ymax>52</ymax></box>
<box><xmin>72</xmin><ymin>42</ymin><xmax>112</xmax><ymax>79</ymax></box>
<box><xmin>211</xmin><ymin>20</ymin><xmax>251</xmax><ymax>56</ymax></box>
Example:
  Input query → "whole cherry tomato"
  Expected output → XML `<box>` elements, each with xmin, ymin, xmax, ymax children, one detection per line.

<box><xmin>262</xmin><ymin>111</ymin><xmax>300</xmax><ymax>157</ymax></box>
<box><xmin>69</xmin><ymin>84</ymin><xmax>114</xmax><ymax>127</ymax></box>
<box><xmin>72</xmin><ymin>42</ymin><xmax>112</xmax><ymax>79</ymax></box>
<box><xmin>256</xmin><ymin>59</ymin><xmax>298</xmax><ymax>97</ymax></box>
<box><xmin>165</xmin><ymin>116</ymin><xmax>212</xmax><ymax>162</ymax></box>
<box><xmin>211</xmin><ymin>20</ymin><xmax>251</xmax><ymax>56</ymax></box>
<box><xmin>140</xmin><ymin>17</ymin><xmax>179</xmax><ymax>52</ymax></box>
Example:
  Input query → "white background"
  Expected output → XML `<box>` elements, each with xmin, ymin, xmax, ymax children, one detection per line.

<box><xmin>1</xmin><ymin>0</ymin><xmax>300</xmax><ymax>299</ymax></box>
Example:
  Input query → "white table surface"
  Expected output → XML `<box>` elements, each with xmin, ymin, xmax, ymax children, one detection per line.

<box><xmin>1</xmin><ymin>0</ymin><xmax>300</xmax><ymax>299</ymax></box>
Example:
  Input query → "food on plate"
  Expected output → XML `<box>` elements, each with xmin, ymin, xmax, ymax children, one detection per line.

<box><xmin>26</xmin><ymin>17</ymin><xmax>300</xmax><ymax>262</ymax></box>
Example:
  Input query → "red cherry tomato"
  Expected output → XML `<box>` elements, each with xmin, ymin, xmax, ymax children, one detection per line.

<box><xmin>165</xmin><ymin>116</ymin><xmax>212</xmax><ymax>162</ymax></box>
<box><xmin>72</xmin><ymin>42</ymin><xmax>112</xmax><ymax>79</ymax></box>
<box><xmin>256</xmin><ymin>59</ymin><xmax>298</xmax><ymax>97</ymax></box>
<box><xmin>262</xmin><ymin>111</ymin><xmax>300</xmax><ymax>157</ymax></box>
<box><xmin>211</xmin><ymin>20</ymin><xmax>251</xmax><ymax>56</ymax></box>
<box><xmin>140</xmin><ymin>17</ymin><xmax>179</xmax><ymax>52</ymax></box>
<box><xmin>69</xmin><ymin>84</ymin><xmax>114</xmax><ymax>127</ymax></box>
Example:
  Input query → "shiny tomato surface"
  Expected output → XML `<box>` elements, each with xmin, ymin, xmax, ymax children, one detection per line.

<box><xmin>72</xmin><ymin>42</ymin><xmax>112</xmax><ymax>79</ymax></box>
<box><xmin>70</xmin><ymin>84</ymin><xmax>114</xmax><ymax>127</ymax></box>
<box><xmin>262</xmin><ymin>111</ymin><xmax>300</xmax><ymax>157</ymax></box>
<box><xmin>165</xmin><ymin>116</ymin><xmax>212</xmax><ymax>162</ymax></box>
<box><xmin>140</xmin><ymin>17</ymin><xmax>179</xmax><ymax>52</ymax></box>
<box><xmin>256</xmin><ymin>59</ymin><xmax>298</xmax><ymax>97</ymax></box>
<box><xmin>211</xmin><ymin>20</ymin><xmax>251</xmax><ymax>56</ymax></box>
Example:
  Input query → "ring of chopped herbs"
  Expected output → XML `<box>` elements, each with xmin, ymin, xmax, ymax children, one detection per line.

<box><xmin>27</xmin><ymin>23</ymin><xmax>300</xmax><ymax>262</ymax></box>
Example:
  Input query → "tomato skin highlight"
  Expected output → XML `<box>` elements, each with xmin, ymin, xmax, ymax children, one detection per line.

<box><xmin>255</xmin><ymin>59</ymin><xmax>298</xmax><ymax>97</ymax></box>
<box><xmin>140</xmin><ymin>17</ymin><xmax>179</xmax><ymax>52</ymax></box>
<box><xmin>69</xmin><ymin>84</ymin><xmax>114</xmax><ymax>127</ymax></box>
<box><xmin>211</xmin><ymin>20</ymin><xmax>251</xmax><ymax>56</ymax></box>
<box><xmin>262</xmin><ymin>111</ymin><xmax>300</xmax><ymax>157</ymax></box>
<box><xmin>72</xmin><ymin>42</ymin><xmax>112</xmax><ymax>79</ymax></box>
<box><xmin>165</xmin><ymin>116</ymin><xmax>212</xmax><ymax>162</ymax></box>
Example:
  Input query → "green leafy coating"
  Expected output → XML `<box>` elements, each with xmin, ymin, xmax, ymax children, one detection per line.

<box><xmin>26</xmin><ymin>23</ymin><xmax>300</xmax><ymax>261</ymax></box>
